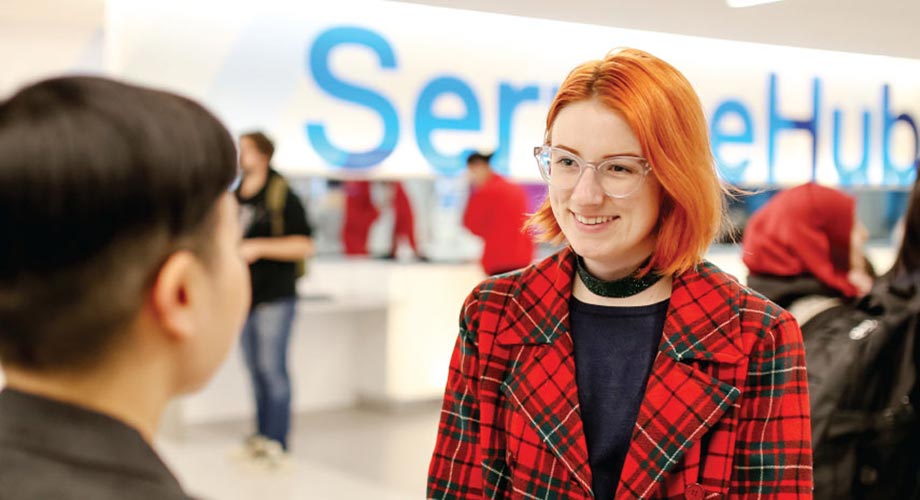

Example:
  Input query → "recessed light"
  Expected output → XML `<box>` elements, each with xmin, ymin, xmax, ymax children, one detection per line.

<box><xmin>727</xmin><ymin>0</ymin><xmax>783</xmax><ymax>7</ymax></box>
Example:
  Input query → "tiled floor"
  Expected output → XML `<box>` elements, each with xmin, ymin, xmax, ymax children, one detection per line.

<box><xmin>157</xmin><ymin>403</ymin><xmax>441</xmax><ymax>500</ymax></box>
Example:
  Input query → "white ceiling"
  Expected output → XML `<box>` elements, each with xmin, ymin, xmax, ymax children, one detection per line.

<box><xmin>0</xmin><ymin>0</ymin><xmax>917</xmax><ymax>97</ymax></box>
<box><xmin>2</xmin><ymin>0</ymin><xmax>917</xmax><ymax>59</ymax></box>
<box><xmin>395</xmin><ymin>0</ymin><xmax>920</xmax><ymax>60</ymax></box>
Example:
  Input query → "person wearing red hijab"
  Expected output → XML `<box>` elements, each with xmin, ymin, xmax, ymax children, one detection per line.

<box><xmin>743</xmin><ymin>182</ymin><xmax>872</xmax><ymax>313</ymax></box>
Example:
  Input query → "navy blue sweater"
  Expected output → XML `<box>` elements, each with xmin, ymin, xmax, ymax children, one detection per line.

<box><xmin>569</xmin><ymin>297</ymin><xmax>669</xmax><ymax>500</ymax></box>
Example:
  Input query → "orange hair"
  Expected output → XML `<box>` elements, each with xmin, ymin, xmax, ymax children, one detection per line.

<box><xmin>526</xmin><ymin>48</ymin><xmax>724</xmax><ymax>277</ymax></box>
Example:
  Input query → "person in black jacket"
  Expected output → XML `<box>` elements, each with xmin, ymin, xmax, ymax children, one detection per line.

<box><xmin>745</xmin><ymin>177</ymin><xmax>920</xmax><ymax>499</ymax></box>
<box><xmin>235</xmin><ymin>131</ymin><xmax>313</xmax><ymax>462</ymax></box>
<box><xmin>0</xmin><ymin>77</ymin><xmax>250</xmax><ymax>499</ymax></box>
<box><xmin>840</xmin><ymin>164</ymin><xmax>920</xmax><ymax>499</ymax></box>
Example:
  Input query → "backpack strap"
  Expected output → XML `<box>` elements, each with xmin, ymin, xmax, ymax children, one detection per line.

<box><xmin>263</xmin><ymin>173</ymin><xmax>308</xmax><ymax>279</ymax></box>
<box><xmin>265</xmin><ymin>174</ymin><xmax>288</xmax><ymax>237</ymax></box>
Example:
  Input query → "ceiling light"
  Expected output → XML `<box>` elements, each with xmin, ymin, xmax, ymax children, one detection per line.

<box><xmin>727</xmin><ymin>0</ymin><xmax>783</xmax><ymax>7</ymax></box>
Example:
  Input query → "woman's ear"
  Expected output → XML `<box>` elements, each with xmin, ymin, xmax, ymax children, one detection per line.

<box><xmin>149</xmin><ymin>250</ymin><xmax>201</xmax><ymax>342</ymax></box>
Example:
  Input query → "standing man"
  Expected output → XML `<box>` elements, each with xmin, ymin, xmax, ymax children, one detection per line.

<box><xmin>463</xmin><ymin>152</ymin><xmax>535</xmax><ymax>275</ymax></box>
<box><xmin>236</xmin><ymin>131</ymin><xmax>313</xmax><ymax>462</ymax></box>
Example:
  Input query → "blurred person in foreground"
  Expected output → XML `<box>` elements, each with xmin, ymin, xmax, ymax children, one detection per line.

<box><xmin>428</xmin><ymin>48</ymin><xmax>813</xmax><ymax>499</ymax></box>
<box><xmin>742</xmin><ymin>183</ymin><xmax>873</xmax><ymax>325</ymax></box>
<box><xmin>235</xmin><ymin>131</ymin><xmax>313</xmax><ymax>463</ymax></box>
<box><xmin>462</xmin><ymin>151</ymin><xmax>535</xmax><ymax>275</ymax></box>
<box><xmin>0</xmin><ymin>76</ymin><xmax>249</xmax><ymax>499</ymax></box>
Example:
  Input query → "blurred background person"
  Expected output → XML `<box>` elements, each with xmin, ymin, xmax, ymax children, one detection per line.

<box><xmin>462</xmin><ymin>151</ymin><xmax>535</xmax><ymax>275</ymax></box>
<box><xmin>799</xmin><ymin>162</ymin><xmax>920</xmax><ymax>499</ymax></box>
<box><xmin>236</xmin><ymin>131</ymin><xmax>314</xmax><ymax>463</ymax></box>
<box><xmin>364</xmin><ymin>180</ymin><xmax>422</xmax><ymax>260</ymax></box>
<box><xmin>386</xmin><ymin>181</ymin><xmax>420</xmax><ymax>260</ymax></box>
<box><xmin>0</xmin><ymin>76</ymin><xmax>248</xmax><ymax>499</ymax></box>
<box><xmin>743</xmin><ymin>182</ymin><xmax>873</xmax><ymax>325</ymax></box>
<box><xmin>342</xmin><ymin>180</ymin><xmax>379</xmax><ymax>256</ymax></box>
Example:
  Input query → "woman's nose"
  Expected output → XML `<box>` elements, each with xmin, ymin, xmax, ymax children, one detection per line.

<box><xmin>569</xmin><ymin>167</ymin><xmax>606</xmax><ymax>206</ymax></box>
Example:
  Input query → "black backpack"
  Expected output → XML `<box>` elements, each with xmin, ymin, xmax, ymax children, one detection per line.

<box><xmin>803</xmin><ymin>280</ymin><xmax>920</xmax><ymax>499</ymax></box>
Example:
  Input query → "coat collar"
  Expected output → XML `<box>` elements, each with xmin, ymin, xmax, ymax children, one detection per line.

<box><xmin>496</xmin><ymin>247</ymin><xmax>745</xmax><ymax>362</ymax></box>
<box><xmin>497</xmin><ymin>247</ymin><xmax>745</xmax><ymax>497</ymax></box>
<box><xmin>0</xmin><ymin>388</ymin><xmax>185</xmax><ymax>490</ymax></box>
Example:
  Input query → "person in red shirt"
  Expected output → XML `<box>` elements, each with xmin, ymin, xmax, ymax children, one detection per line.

<box><xmin>462</xmin><ymin>152</ymin><xmax>535</xmax><ymax>275</ymax></box>
<box><xmin>389</xmin><ymin>181</ymin><xmax>419</xmax><ymax>258</ymax></box>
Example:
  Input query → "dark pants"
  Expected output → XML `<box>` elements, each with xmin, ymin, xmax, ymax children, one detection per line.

<box><xmin>240</xmin><ymin>297</ymin><xmax>296</xmax><ymax>450</ymax></box>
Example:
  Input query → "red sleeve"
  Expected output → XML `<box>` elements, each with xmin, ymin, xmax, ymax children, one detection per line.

<box><xmin>427</xmin><ymin>292</ymin><xmax>484</xmax><ymax>498</ymax></box>
<box><xmin>342</xmin><ymin>182</ymin><xmax>379</xmax><ymax>255</ymax></box>
<box><xmin>730</xmin><ymin>311</ymin><xmax>814</xmax><ymax>497</ymax></box>
<box><xmin>463</xmin><ymin>189</ymin><xmax>490</xmax><ymax>237</ymax></box>
<box><xmin>393</xmin><ymin>184</ymin><xmax>417</xmax><ymax>252</ymax></box>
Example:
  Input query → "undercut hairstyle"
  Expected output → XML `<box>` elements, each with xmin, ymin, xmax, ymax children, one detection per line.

<box><xmin>526</xmin><ymin>48</ymin><xmax>725</xmax><ymax>277</ymax></box>
<box><xmin>241</xmin><ymin>130</ymin><xmax>275</xmax><ymax>161</ymax></box>
<box><xmin>0</xmin><ymin>76</ymin><xmax>238</xmax><ymax>371</ymax></box>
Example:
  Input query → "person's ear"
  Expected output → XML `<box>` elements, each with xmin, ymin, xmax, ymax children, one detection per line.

<box><xmin>149</xmin><ymin>250</ymin><xmax>202</xmax><ymax>342</ymax></box>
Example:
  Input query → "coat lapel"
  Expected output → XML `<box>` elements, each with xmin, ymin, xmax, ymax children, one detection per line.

<box><xmin>616</xmin><ymin>262</ymin><xmax>746</xmax><ymax>499</ymax></box>
<box><xmin>495</xmin><ymin>251</ymin><xmax>747</xmax><ymax>499</ymax></box>
<box><xmin>496</xmin><ymin>247</ymin><xmax>594</xmax><ymax>496</ymax></box>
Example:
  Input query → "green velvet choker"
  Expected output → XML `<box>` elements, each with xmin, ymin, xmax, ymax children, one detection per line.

<box><xmin>575</xmin><ymin>255</ymin><xmax>662</xmax><ymax>298</ymax></box>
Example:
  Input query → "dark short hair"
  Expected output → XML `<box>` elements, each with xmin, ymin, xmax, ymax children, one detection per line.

<box><xmin>241</xmin><ymin>131</ymin><xmax>275</xmax><ymax>160</ymax></box>
<box><xmin>0</xmin><ymin>76</ymin><xmax>238</xmax><ymax>370</ymax></box>
<box><xmin>466</xmin><ymin>151</ymin><xmax>493</xmax><ymax>166</ymax></box>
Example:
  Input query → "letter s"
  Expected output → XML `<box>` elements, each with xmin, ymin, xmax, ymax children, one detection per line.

<box><xmin>306</xmin><ymin>26</ymin><xmax>399</xmax><ymax>168</ymax></box>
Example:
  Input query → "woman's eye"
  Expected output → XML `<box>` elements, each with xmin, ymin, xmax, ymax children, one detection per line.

<box><xmin>557</xmin><ymin>158</ymin><xmax>577</xmax><ymax>167</ymax></box>
<box><xmin>604</xmin><ymin>163</ymin><xmax>635</xmax><ymax>174</ymax></box>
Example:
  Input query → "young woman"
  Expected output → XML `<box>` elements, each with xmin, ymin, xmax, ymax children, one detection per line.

<box><xmin>428</xmin><ymin>48</ymin><xmax>813</xmax><ymax>499</ymax></box>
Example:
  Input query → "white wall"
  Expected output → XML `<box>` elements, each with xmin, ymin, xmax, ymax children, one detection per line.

<box><xmin>394</xmin><ymin>0</ymin><xmax>920</xmax><ymax>60</ymax></box>
<box><xmin>0</xmin><ymin>0</ymin><xmax>106</xmax><ymax>98</ymax></box>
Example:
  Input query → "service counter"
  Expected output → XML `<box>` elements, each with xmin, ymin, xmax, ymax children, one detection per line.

<box><xmin>163</xmin><ymin>258</ymin><xmax>484</xmax><ymax>432</ymax></box>
<box><xmin>72</xmin><ymin>244</ymin><xmax>904</xmax><ymax>434</ymax></box>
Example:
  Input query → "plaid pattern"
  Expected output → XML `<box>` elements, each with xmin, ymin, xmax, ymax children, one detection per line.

<box><xmin>428</xmin><ymin>247</ymin><xmax>813</xmax><ymax>499</ymax></box>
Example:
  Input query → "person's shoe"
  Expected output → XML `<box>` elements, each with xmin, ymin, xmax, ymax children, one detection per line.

<box><xmin>229</xmin><ymin>434</ymin><xmax>269</xmax><ymax>460</ymax></box>
<box><xmin>253</xmin><ymin>438</ymin><xmax>289</xmax><ymax>470</ymax></box>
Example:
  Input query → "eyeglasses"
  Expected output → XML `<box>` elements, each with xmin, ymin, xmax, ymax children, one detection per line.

<box><xmin>533</xmin><ymin>145</ymin><xmax>652</xmax><ymax>199</ymax></box>
<box><xmin>228</xmin><ymin>171</ymin><xmax>242</xmax><ymax>192</ymax></box>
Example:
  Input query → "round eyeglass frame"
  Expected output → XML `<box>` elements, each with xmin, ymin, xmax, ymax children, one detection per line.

<box><xmin>533</xmin><ymin>145</ymin><xmax>653</xmax><ymax>199</ymax></box>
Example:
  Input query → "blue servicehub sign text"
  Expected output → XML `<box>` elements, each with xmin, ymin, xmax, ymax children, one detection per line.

<box><xmin>306</xmin><ymin>26</ymin><xmax>918</xmax><ymax>184</ymax></box>
<box><xmin>306</xmin><ymin>26</ymin><xmax>554</xmax><ymax>176</ymax></box>
<box><xmin>710</xmin><ymin>75</ymin><xmax>918</xmax><ymax>185</ymax></box>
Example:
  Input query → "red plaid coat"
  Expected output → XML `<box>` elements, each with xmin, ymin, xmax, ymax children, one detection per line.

<box><xmin>428</xmin><ymin>247</ymin><xmax>813</xmax><ymax>499</ymax></box>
